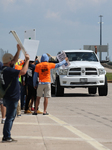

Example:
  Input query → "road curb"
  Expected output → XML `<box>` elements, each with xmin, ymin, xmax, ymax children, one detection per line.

<box><xmin>107</xmin><ymin>80</ymin><xmax>112</xmax><ymax>83</ymax></box>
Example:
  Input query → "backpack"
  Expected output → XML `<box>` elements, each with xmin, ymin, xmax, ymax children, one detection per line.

<box><xmin>0</xmin><ymin>67</ymin><xmax>12</xmax><ymax>99</ymax></box>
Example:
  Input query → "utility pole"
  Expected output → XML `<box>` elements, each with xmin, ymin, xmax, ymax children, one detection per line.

<box><xmin>99</xmin><ymin>15</ymin><xmax>103</xmax><ymax>61</ymax></box>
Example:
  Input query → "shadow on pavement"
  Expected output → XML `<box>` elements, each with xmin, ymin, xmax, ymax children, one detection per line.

<box><xmin>52</xmin><ymin>93</ymin><xmax>98</xmax><ymax>97</ymax></box>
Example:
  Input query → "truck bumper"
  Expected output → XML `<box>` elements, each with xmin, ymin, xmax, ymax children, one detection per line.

<box><xmin>59</xmin><ymin>75</ymin><xmax>105</xmax><ymax>87</ymax></box>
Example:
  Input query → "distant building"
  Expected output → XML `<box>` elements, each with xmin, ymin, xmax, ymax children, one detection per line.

<box><xmin>0</xmin><ymin>48</ymin><xmax>5</xmax><ymax>62</ymax></box>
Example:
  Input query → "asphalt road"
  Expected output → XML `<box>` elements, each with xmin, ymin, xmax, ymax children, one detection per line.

<box><xmin>105</xmin><ymin>67</ymin><xmax>112</xmax><ymax>73</ymax></box>
<box><xmin>39</xmin><ymin>83</ymin><xmax>112</xmax><ymax>150</ymax></box>
<box><xmin>0</xmin><ymin>83</ymin><xmax>112</xmax><ymax>150</ymax></box>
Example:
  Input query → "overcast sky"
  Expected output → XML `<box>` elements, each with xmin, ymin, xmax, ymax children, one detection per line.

<box><xmin>0</xmin><ymin>0</ymin><xmax>112</xmax><ymax>60</ymax></box>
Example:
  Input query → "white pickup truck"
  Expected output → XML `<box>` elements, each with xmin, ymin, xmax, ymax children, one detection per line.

<box><xmin>50</xmin><ymin>50</ymin><xmax>108</xmax><ymax>96</ymax></box>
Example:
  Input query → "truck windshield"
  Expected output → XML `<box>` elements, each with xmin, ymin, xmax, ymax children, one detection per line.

<box><xmin>65</xmin><ymin>52</ymin><xmax>98</xmax><ymax>62</ymax></box>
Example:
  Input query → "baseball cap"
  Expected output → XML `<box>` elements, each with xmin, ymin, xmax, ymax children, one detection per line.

<box><xmin>2</xmin><ymin>53</ymin><xmax>14</xmax><ymax>63</ymax></box>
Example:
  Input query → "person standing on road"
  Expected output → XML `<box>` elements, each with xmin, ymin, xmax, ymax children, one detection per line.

<box><xmin>32</xmin><ymin>53</ymin><xmax>68</xmax><ymax>115</ymax></box>
<box><xmin>24</xmin><ymin>60</ymin><xmax>37</xmax><ymax>114</ymax></box>
<box><xmin>15</xmin><ymin>61</ymin><xmax>23</xmax><ymax>117</ymax></box>
<box><xmin>2</xmin><ymin>44</ymin><xmax>29</xmax><ymax>143</ymax></box>
<box><xmin>24</xmin><ymin>60</ymin><xmax>42</xmax><ymax>114</ymax></box>
<box><xmin>35</xmin><ymin>56</ymin><xmax>40</xmax><ymax>65</ymax></box>
<box><xmin>0</xmin><ymin>62</ymin><xmax>6</xmax><ymax>124</ymax></box>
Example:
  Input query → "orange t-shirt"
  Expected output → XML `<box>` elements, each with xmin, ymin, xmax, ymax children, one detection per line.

<box><xmin>35</xmin><ymin>62</ymin><xmax>55</xmax><ymax>83</ymax></box>
<box><xmin>15</xmin><ymin>65</ymin><xmax>22</xmax><ymax>70</ymax></box>
<box><xmin>19</xmin><ymin>60</ymin><xmax>25</xmax><ymax>66</ymax></box>
<box><xmin>15</xmin><ymin>64</ymin><xmax>22</xmax><ymax>78</ymax></box>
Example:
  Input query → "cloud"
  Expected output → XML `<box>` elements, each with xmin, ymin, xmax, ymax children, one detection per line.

<box><xmin>45</xmin><ymin>10</ymin><xmax>61</xmax><ymax>20</ymax></box>
<box><xmin>0</xmin><ymin>0</ymin><xmax>16</xmax><ymax>12</ymax></box>
<box><xmin>66</xmin><ymin>0</ymin><xmax>107</xmax><ymax>12</ymax></box>
<box><xmin>1</xmin><ymin>0</ymin><xmax>16</xmax><ymax>6</ymax></box>
<box><xmin>1</xmin><ymin>0</ymin><xmax>32</xmax><ymax>5</ymax></box>
<box><xmin>3</xmin><ymin>0</ymin><xmax>15</xmax><ymax>2</ymax></box>
<box><xmin>0</xmin><ymin>0</ymin><xmax>33</xmax><ymax>11</ymax></box>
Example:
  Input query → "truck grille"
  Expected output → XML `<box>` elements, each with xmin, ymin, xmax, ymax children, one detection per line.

<box><xmin>70</xmin><ymin>82</ymin><xmax>97</xmax><ymax>85</ymax></box>
<box><xmin>68</xmin><ymin>67</ymin><xmax>97</xmax><ymax>76</ymax></box>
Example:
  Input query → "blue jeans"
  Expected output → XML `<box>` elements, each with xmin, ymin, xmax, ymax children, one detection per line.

<box><xmin>3</xmin><ymin>98</ymin><xmax>18</xmax><ymax>138</ymax></box>
<box><xmin>21</xmin><ymin>85</ymin><xmax>26</xmax><ymax>109</ymax></box>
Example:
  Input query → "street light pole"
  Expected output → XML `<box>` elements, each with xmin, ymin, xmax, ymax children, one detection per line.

<box><xmin>99</xmin><ymin>15</ymin><xmax>103</xmax><ymax>61</ymax></box>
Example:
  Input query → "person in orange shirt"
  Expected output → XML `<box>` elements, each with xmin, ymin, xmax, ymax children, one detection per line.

<box><xmin>15</xmin><ymin>63</ymin><xmax>22</xmax><ymax>75</ymax></box>
<box><xmin>15</xmin><ymin>62</ymin><xmax>23</xmax><ymax>117</ymax></box>
<box><xmin>32</xmin><ymin>53</ymin><xmax>68</xmax><ymax>115</ymax></box>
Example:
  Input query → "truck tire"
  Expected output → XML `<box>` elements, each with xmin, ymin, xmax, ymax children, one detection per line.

<box><xmin>55</xmin><ymin>76</ymin><xmax>64</xmax><ymax>96</ymax></box>
<box><xmin>88</xmin><ymin>87</ymin><xmax>97</xmax><ymax>94</ymax></box>
<box><xmin>98</xmin><ymin>76</ymin><xmax>108</xmax><ymax>96</ymax></box>
<box><xmin>51</xmin><ymin>83</ymin><xmax>55</xmax><ymax>94</ymax></box>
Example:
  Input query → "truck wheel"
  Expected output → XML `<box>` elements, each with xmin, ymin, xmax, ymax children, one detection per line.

<box><xmin>55</xmin><ymin>77</ymin><xmax>64</xmax><ymax>96</ymax></box>
<box><xmin>98</xmin><ymin>76</ymin><xmax>108</xmax><ymax>96</ymax></box>
<box><xmin>51</xmin><ymin>83</ymin><xmax>55</xmax><ymax>94</ymax></box>
<box><xmin>88</xmin><ymin>87</ymin><xmax>97</xmax><ymax>94</ymax></box>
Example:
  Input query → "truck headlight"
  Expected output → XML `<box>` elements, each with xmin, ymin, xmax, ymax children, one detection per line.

<box><xmin>59</xmin><ymin>69</ymin><xmax>68</xmax><ymax>75</ymax></box>
<box><xmin>98</xmin><ymin>69</ymin><xmax>106</xmax><ymax>75</ymax></box>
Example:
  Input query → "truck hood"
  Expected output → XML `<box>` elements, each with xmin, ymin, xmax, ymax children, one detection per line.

<box><xmin>60</xmin><ymin>61</ymin><xmax>104</xmax><ymax>69</ymax></box>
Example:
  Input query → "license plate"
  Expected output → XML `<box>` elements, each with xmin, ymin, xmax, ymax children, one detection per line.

<box><xmin>80</xmin><ymin>78</ymin><xmax>87</xmax><ymax>82</ymax></box>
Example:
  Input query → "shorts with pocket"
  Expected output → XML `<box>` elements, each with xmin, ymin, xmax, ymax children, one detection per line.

<box><xmin>0</xmin><ymin>98</ymin><xmax>3</xmax><ymax>105</ymax></box>
<box><xmin>37</xmin><ymin>84</ymin><xmax>51</xmax><ymax>98</ymax></box>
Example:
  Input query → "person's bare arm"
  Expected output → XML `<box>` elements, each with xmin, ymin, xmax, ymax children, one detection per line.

<box><xmin>19</xmin><ymin>53</ymin><xmax>30</xmax><ymax>76</ymax></box>
<box><xmin>55</xmin><ymin>57</ymin><xmax>69</xmax><ymax>68</ymax></box>
<box><xmin>13</xmin><ymin>44</ymin><xmax>21</xmax><ymax>64</ymax></box>
<box><xmin>94</xmin><ymin>46</ymin><xmax>97</xmax><ymax>54</ymax></box>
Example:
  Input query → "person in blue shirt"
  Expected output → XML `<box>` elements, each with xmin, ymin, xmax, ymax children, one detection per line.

<box><xmin>24</xmin><ymin>61</ymin><xmax>37</xmax><ymax>113</ymax></box>
<box><xmin>24</xmin><ymin>60</ymin><xmax>42</xmax><ymax>114</ymax></box>
<box><xmin>2</xmin><ymin>44</ymin><xmax>30</xmax><ymax>143</ymax></box>
<box><xmin>33</xmin><ymin>54</ymin><xmax>68</xmax><ymax>115</ymax></box>
<box><xmin>0</xmin><ymin>62</ymin><xmax>6</xmax><ymax>124</ymax></box>
<box><xmin>35</xmin><ymin>56</ymin><xmax>40</xmax><ymax>65</ymax></box>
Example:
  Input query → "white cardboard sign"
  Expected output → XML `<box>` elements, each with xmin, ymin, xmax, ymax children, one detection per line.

<box><xmin>20</xmin><ymin>39</ymin><xmax>40</xmax><ymax>61</ymax></box>
<box><xmin>24</xmin><ymin>29</ymin><xmax>36</xmax><ymax>40</ymax></box>
<box><xmin>10</xmin><ymin>31</ymin><xmax>26</xmax><ymax>56</ymax></box>
<box><xmin>57</xmin><ymin>51</ymin><xmax>70</xmax><ymax>68</ymax></box>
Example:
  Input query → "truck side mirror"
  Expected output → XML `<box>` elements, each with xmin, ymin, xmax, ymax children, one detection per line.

<box><xmin>49</xmin><ymin>60</ymin><xmax>59</xmax><ymax>63</ymax></box>
<box><xmin>100</xmin><ymin>60</ymin><xmax>109</xmax><ymax>63</ymax></box>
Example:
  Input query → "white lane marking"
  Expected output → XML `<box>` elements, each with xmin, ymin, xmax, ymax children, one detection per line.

<box><xmin>14</xmin><ymin>122</ymin><xmax>58</xmax><ymax>125</ymax></box>
<box><xmin>46</xmin><ymin>113</ymin><xmax>110</xmax><ymax>150</ymax></box>
<box><xmin>0</xmin><ymin>110</ymin><xmax>110</xmax><ymax>150</ymax></box>
<box><xmin>0</xmin><ymin>135</ymin><xmax>87</xmax><ymax>141</ymax></box>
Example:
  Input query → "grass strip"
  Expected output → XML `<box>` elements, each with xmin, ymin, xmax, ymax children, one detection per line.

<box><xmin>106</xmin><ymin>73</ymin><xmax>112</xmax><ymax>80</ymax></box>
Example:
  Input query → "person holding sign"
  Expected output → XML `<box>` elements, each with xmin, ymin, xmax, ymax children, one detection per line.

<box><xmin>33</xmin><ymin>53</ymin><xmax>68</xmax><ymax>115</ymax></box>
<box><xmin>0</xmin><ymin>62</ymin><xmax>6</xmax><ymax>124</ymax></box>
<box><xmin>2</xmin><ymin>44</ymin><xmax>29</xmax><ymax>143</ymax></box>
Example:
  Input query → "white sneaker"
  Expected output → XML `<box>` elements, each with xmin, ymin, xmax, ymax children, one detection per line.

<box><xmin>1</xmin><ymin>119</ymin><xmax>5</xmax><ymax>124</ymax></box>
